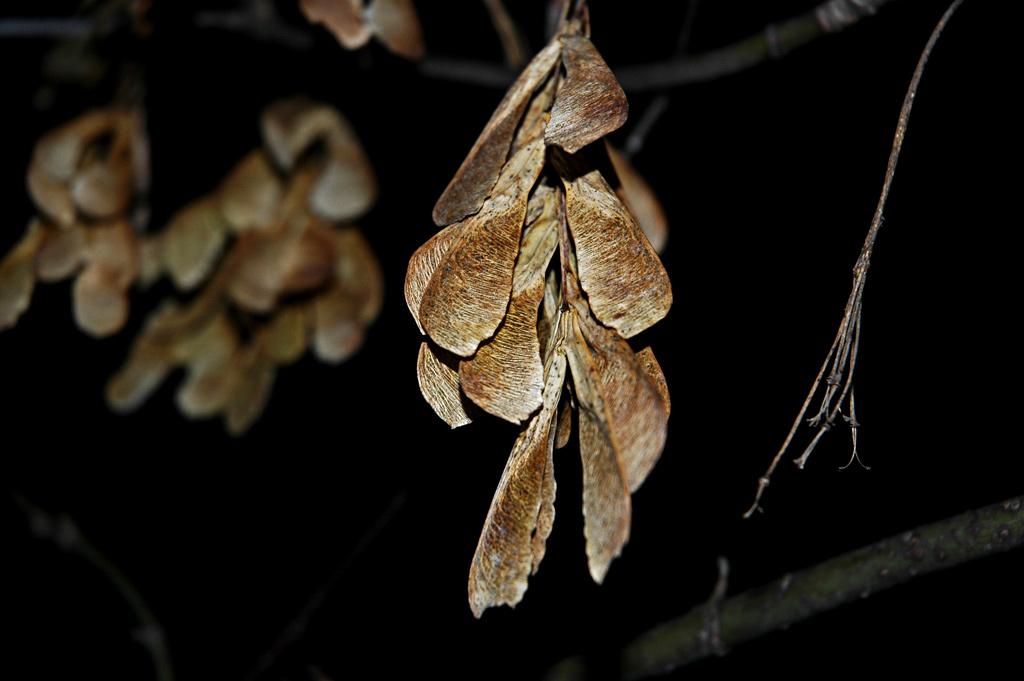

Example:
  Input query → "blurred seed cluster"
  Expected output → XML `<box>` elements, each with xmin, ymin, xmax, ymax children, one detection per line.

<box><xmin>105</xmin><ymin>97</ymin><xmax>383</xmax><ymax>435</ymax></box>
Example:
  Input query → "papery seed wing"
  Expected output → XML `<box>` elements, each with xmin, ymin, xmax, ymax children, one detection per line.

<box><xmin>405</xmin><ymin>221</ymin><xmax>469</xmax><ymax>335</ymax></box>
<box><xmin>36</xmin><ymin>222</ymin><xmax>86</xmax><ymax>282</ymax></box>
<box><xmin>364</xmin><ymin>0</ymin><xmax>425</xmax><ymax>60</ymax></box>
<box><xmin>311</xmin><ymin>283</ymin><xmax>364</xmax><ymax>364</ymax></box>
<box><xmin>575</xmin><ymin>307</ymin><xmax>669</xmax><ymax>494</ymax></box>
<box><xmin>563</xmin><ymin>310</ymin><xmax>631</xmax><ymax>584</ymax></box>
<box><xmin>70</xmin><ymin>161</ymin><xmax>132</xmax><ymax>220</ymax></box>
<box><xmin>458</xmin><ymin>187</ymin><xmax>558</xmax><ymax>423</ymax></box>
<box><xmin>606</xmin><ymin>142</ymin><xmax>668</xmax><ymax>255</ymax></box>
<box><xmin>218</xmin><ymin>151</ymin><xmax>283</xmax><ymax>233</ymax></box>
<box><xmin>416</xmin><ymin>341</ymin><xmax>475</xmax><ymax>428</ymax></box>
<box><xmin>420</xmin><ymin>131</ymin><xmax>547</xmax><ymax>357</ymax></box>
<box><xmin>553</xmin><ymin>148</ymin><xmax>671</xmax><ymax>338</ymax></box>
<box><xmin>432</xmin><ymin>39</ymin><xmax>561</xmax><ymax>226</ymax></box>
<box><xmin>546</xmin><ymin>34</ymin><xmax>628</xmax><ymax>154</ymax></box>
<box><xmin>161</xmin><ymin>197</ymin><xmax>230</xmax><ymax>292</ymax></box>
<box><xmin>73</xmin><ymin>263</ymin><xmax>128</xmax><ymax>337</ymax></box>
<box><xmin>468</xmin><ymin>350</ymin><xmax>565</xmax><ymax>617</ymax></box>
<box><xmin>175</xmin><ymin>314</ymin><xmax>243</xmax><ymax>419</ymax></box>
<box><xmin>334</xmin><ymin>227</ymin><xmax>384</xmax><ymax>324</ymax></box>
<box><xmin>300</xmin><ymin>0</ymin><xmax>372</xmax><ymax>50</ymax></box>
<box><xmin>106</xmin><ymin>330</ymin><xmax>175</xmax><ymax>413</ymax></box>
<box><xmin>224</xmin><ymin>347</ymin><xmax>276</xmax><ymax>437</ymax></box>
<box><xmin>0</xmin><ymin>220</ymin><xmax>44</xmax><ymax>331</ymax></box>
<box><xmin>264</xmin><ymin>305</ymin><xmax>308</xmax><ymax>365</ymax></box>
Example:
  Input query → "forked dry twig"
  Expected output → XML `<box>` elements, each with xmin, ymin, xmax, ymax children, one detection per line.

<box><xmin>743</xmin><ymin>0</ymin><xmax>965</xmax><ymax>518</ymax></box>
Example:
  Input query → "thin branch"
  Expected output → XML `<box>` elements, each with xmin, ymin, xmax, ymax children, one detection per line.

<box><xmin>419</xmin><ymin>0</ymin><xmax>897</xmax><ymax>92</ymax></box>
<box><xmin>546</xmin><ymin>494</ymin><xmax>1024</xmax><ymax>680</ymax></box>
<box><xmin>14</xmin><ymin>494</ymin><xmax>174</xmax><ymax>681</ymax></box>
<box><xmin>482</xmin><ymin>0</ymin><xmax>532</xmax><ymax>69</ymax></box>
<box><xmin>743</xmin><ymin>0</ymin><xmax>964</xmax><ymax>517</ymax></box>
<box><xmin>243</xmin><ymin>492</ymin><xmax>407</xmax><ymax>681</ymax></box>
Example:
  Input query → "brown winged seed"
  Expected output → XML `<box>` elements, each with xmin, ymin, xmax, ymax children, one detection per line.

<box><xmin>405</xmin><ymin>14</ymin><xmax>672</xmax><ymax>616</ymax></box>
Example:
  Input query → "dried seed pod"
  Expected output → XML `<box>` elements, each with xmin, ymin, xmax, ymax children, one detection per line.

<box><xmin>406</xmin><ymin>14</ymin><xmax>672</xmax><ymax>615</ymax></box>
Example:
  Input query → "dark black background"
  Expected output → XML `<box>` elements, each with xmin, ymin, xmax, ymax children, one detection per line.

<box><xmin>3</xmin><ymin>1</ymin><xmax>1020</xmax><ymax>679</ymax></box>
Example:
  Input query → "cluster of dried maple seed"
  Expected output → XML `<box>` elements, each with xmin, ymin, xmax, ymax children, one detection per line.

<box><xmin>405</xmin><ymin>13</ymin><xmax>672</xmax><ymax>616</ymax></box>
<box><xmin>0</xmin><ymin>97</ymin><xmax>382</xmax><ymax>435</ymax></box>
<box><xmin>0</xmin><ymin>108</ymin><xmax>147</xmax><ymax>337</ymax></box>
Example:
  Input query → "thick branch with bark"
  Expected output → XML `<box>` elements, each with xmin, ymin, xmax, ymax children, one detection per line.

<box><xmin>546</xmin><ymin>495</ymin><xmax>1024</xmax><ymax>680</ymax></box>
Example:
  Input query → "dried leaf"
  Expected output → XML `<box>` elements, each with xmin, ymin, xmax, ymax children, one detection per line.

<box><xmin>458</xmin><ymin>186</ymin><xmax>558</xmax><ymax>423</ymax></box>
<box><xmin>420</xmin><ymin>130</ymin><xmax>547</xmax><ymax>356</ymax></box>
<box><xmin>417</xmin><ymin>341</ymin><xmax>474</xmax><ymax>428</ymax></box>
<box><xmin>546</xmin><ymin>33</ymin><xmax>628</xmax><ymax>154</ymax></box>
<box><xmin>552</xmin><ymin>148</ymin><xmax>671</xmax><ymax>338</ymax></box>
<box><xmin>161</xmin><ymin>197</ymin><xmax>229</xmax><ymax>292</ymax></box>
<box><xmin>432</xmin><ymin>38</ymin><xmax>561</xmax><ymax>226</ymax></box>
<box><xmin>36</xmin><ymin>222</ymin><xmax>86</xmax><ymax>282</ymax></box>
<box><xmin>218</xmin><ymin>150</ymin><xmax>283</xmax><ymax>232</ymax></box>
<box><xmin>606</xmin><ymin>142</ymin><xmax>668</xmax><ymax>255</ymax></box>
<box><xmin>468</xmin><ymin>350</ymin><xmax>566</xmax><ymax>617</ymax></box>
<box><xmin>0</xmin><ymin>221</ymin><xmax>44</xmax><ymax>331</ymax></box>
<box><xmin>365</xmin><ymin>0</ymin><xmax>425</xmax><ymax>60</ymax></box>
<box><xmin>300</xmin><ymin>0</ymin><xmax>372</xmax><ymax>50</ymax></box>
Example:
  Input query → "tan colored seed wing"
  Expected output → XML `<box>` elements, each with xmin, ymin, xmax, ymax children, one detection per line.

<box><xmin>458</xmin><ymin>187</ymin><xmax>558</xmax><ymax>423</ymax></box>
<box><xmin>432</xmin><ymin>39</ymin><xmax>561</xmax><ymax>226</ymax></box>
<box><xmin>546</xmin><ymin>34</ymin><xmax>628</xmax><ymax>154</ymax></box>
<box><xmin>404</xmin><ymin>221</ymin><xmax>469</xmax><ymax>335</ymax></box>
<box><xmin>468</xmin><ymin>351</ymin><xmax>565</xmax><ymax>617</ymax></box>
<box><xmin>416</xmin><ymin>341</ymin><xmax>475</xmax><ymax>428</ymax></box>
<box><xmin>299</xmin><ymin>0</ymin><xmax>372</xmax><ymax>50</ymax></box>
<box><xmin>0</xmin><ymin>221</ymin><xmax>44</xmax><ymax>331</ymax></box>
<box><xmin>606</xmin><ymin>142</ymin><xmax>668</xmax><ymax>255</ymax></box>
<box><xmin>553</xmin><ymin>148</ymin><xmax>671</xmax><ymax>338</ymax></box>
<box><xmin>365</xmin><ymin>0</ymin><xmax>425</xmax><ymax>60</ymax></box>
<box><xmin>420</xmin><ymin>132</ymin><xmax>547</xmax><ymax>356</ymax></box>
<box><xmin>563</xmin><ymin>310</ymin><xmax>631</xmax><ymax>584</ymax></box>
<box><xmin>36</xmin><ymin>222</ymin><xmax>86</xmax><ymax>282</ymax></box>
<box><xmin>160</xmin><ymin>197</ymin><xmax>230</xmax><ymax>292</ymax></box>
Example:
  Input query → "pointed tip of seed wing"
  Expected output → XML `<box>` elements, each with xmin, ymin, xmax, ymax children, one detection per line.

<box><xmin>432</xmin><ymin>39</ymin><xmax>561</xmax><ymax>226</ymax></box>
<box><xmin>417</xmin><ymin>341</ymin><xmax>474</xmax><ymax>428</ymax></box>
<box><xmin>546</xmin><ymin>34</ymin><xmax>628</xmax><ymax>154</ymax></box>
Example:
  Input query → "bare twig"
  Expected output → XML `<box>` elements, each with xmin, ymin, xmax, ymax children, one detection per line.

<box><xmin>419</xmin><ymin>0</ymin><xmax>897</xmax><ymax>92</ymax></box>
<box><xmin>743</xmin><ymin>0</ymin><xmax>964</xmax><ymax>518</ymax></box>
<box><xmin>622</xmin><ymin>0</ymin><xmax>700</xmax><ymax>160</ymax></box>
<box><xmin>546</xmin><ymin>494</ymin><xmax>1024</xmax><ymax>680</ymax></box>
<box><xmin>482</xmin><ymin>0</ymin><xmax>532</xmax><ymax>69</ymax></box>
<box><xmin>195</xmin><ymin>0</ymin><xmax>314</xmax><ymax>51</ymax></box>
<box><xmin>243</xmin><ymin>492</ymin><xmax>406</xmax><ymax>681</ymax></box>
<box><xmin>14</xmin><ymin>494</ymin><xmax>175</xmax><ymax>681</ymax></box>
